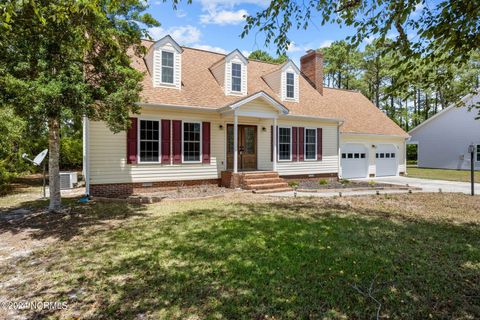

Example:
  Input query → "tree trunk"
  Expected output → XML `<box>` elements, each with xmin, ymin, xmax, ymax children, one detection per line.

<box><xmin>48</xmin><ymin>116</ymin><xmax>61</xmax><ymax>211</ymax></box>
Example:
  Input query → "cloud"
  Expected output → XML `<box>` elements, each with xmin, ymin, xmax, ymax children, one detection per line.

<box><xmin>192</xmin><ymin>44</ymin><xmax>228</xmax><ymax>54</ymax></box>
<box><xmin>200</xmin><ymin>9</ymin><xmax>248</xmax><ymax>25</ymax></box>
<box><xmin>176</xmin><ymin>9</ymin><xmax>187</xmax><ymax>18</ymax></box>
<box><xmin>148</xmin><ymin>25</ymin><xmax>201</xmax><ymax>44</ymax></box>
<box><xmin>287</xmin><ymin>42</ymin><xmax>304</xmax><ymax>53</ymax></box>
<box><xmin>199</xmin><ymin>0</ymin><xmax>269</xmax><ymax>11</ymax></box>
<box><xmin>319</xmin><ymin>40</ymin><xmax>333</xmax><ymax>48</ymax></box>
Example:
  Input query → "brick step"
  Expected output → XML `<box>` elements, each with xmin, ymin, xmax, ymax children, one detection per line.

<box><xmin>243</xmin><ymin>178</ymin><xmax>285</xmax><ymax>185</ymax></box>
<box><xmin>253</xmin><ymin>187</ymin><xmax>292</xmax><ymax>194</ymax></box>
<box><xmin>242</xmin><ymin>172</ymin><xmax>279</xmax><ymax>179</ymax></box>
<box><xmin>245</xmin><ymin>182</ymin><xmax>289</xmax><ymax>190</ymax></box>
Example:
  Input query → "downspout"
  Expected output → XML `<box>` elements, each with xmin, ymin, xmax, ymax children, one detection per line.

<box><xmin>337</xmin><ymin>121</ymin><xmax>345</xmax><ymax>179</ymax></box>
<box><xmin>82</xmin><ymin>116</ymin><xmax>90</xmax><ymax>196</ymax></box>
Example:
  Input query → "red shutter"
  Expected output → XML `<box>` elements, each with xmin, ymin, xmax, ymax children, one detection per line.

<box><xmin>317</xmin><ymin>128</ymin><xmax>323</xmax><ymax>160</ymax></box>
<box><xmin>172</xmin><ymin>120</ymin><xmax>182</xmax><ymax>164</ymax></box>
<box><xmin>298</xmin><ymin>127</ymin><xmax>304</xmax><ymax>161</ymax></box>
<box><xmin>161</xmin><ymin>120</ymin><xmax>171</xmax><ymax>164</ymax></box>
<box><xmin>202</xmin><ymin>122</ymin><xmax>211</xmax><ymax>164</ymax></box>
<box><xmin>292</xmin><ymin>127</ymin><xmax>298</xmax><ymax>161</ymax></box>
<box><xmin>127</xmin><ymin>117</ymin><xmax>137</xmax><ymax>164</ymax></box>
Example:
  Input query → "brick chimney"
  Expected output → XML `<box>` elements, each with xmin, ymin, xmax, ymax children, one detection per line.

<box><xmin>300</xmin><ymin>49</ymin><xmax>324</xmax><ymax>95</ymax></box>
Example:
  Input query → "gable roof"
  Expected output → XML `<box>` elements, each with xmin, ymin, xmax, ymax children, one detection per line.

<box><xmin>132</xmin><ymin>40</ymin><xmax>408</xmax><ymax>138</ymax></box>
<box><xmin>409</xmin><ymin>91</ymin><xmax>479</xmax><ymax>135</ymax></box>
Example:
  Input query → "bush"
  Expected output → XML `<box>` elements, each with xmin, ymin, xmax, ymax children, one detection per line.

<box><xmin>60</xmin><ymin>136</ymin><xmax>83</xmax><ymax>169</ymax></box>
<box><xmin>340</xmin><ymin>179</ymin><xmax>350</xmax><ymax>185</ymax></box>
<box><xmin>319</xmin><ymin>179</ymin><xmax>328</xmax><ymax>185</ymax></box>
<box><xmin>288</xmin><ymin>180</ymin><xmax>299</xmax><ymax>188</ymax></box>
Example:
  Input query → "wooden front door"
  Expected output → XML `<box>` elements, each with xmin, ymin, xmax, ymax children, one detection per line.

<box><xmin>227</xmin><ymin>124</ymin><xmax>257</xmax><ymax>171</ymax></box>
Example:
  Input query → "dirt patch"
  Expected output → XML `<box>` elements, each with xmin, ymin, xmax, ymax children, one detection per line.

<box><xmin>132</xmin><ymin>185</ymin><xmax>236</xmax><ymax>200</ymax></box>
<box><xmin>297</xmin><ymin>179</ymin><xmax>396</xmax><ymax>190</ymax></box>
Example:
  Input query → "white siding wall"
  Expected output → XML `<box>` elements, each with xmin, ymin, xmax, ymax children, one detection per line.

<box><xmin>340</xmin><ymin>134</ymin><xmax>407</xmax><ymax>176</ymax></box>
<box><xmin>263</xmin><ymin>69</ymin><xmax>281</xmax><ymax>96</ymax></box>
<box><xmin>152</xmin><ymin>42</ymin><xmax>181</xmax><ymax>89</ymax></box>
<box><xmin>276</xmin><ymin>120</ymin><xmax>338</xmax><ymax>175</ymax></box>
<box><xmin>88</xmin><ymin>100</ymin><xmax>341</xmax><ymax>185</ymax></box>
<box><xmin>210</xmin><ymin>62</ymin><xmax>225</xmax><ymax>88</ymax></box>
<box><xmin>409</xmin><ymin>101</ymin><xmax>480</xmax><ymax>170</ymax></box>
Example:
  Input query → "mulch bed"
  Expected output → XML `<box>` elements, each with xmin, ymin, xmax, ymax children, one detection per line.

<box><xmin>121</xmin><ymin>185</ymin><xmax>237</xmax><ymax>203</ymax></box>
<box><xmin>297</xmin><ymin>179</ymin><xmax>399</xmax><ymax>190</ymax></box>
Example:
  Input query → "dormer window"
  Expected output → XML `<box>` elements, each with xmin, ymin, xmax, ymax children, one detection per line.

<box><xmin>231</xmin><ymin>63</ymin><xmax>242</xmax><ymax>92</ymax></box>
<box><xmin>286</xmin><ymin>72</ymin><xmax>295</xmax><ymax>98</ymax></box>
<box><xmin>147</xmin><ymin>35</ymin><xmax>183</xmax><ymax>89</ymax></box>
<box><xmin>161</xmin><ymin>51</ymin><xmax>174</xmax><ymax>84</ymax></box>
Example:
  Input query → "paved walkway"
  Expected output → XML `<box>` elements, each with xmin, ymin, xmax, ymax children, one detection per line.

<box><xmin>267</xmin><ymin>176</ymin><xmax>479</xmax><ymax>197</ymax></box>
<box><xmin>357</xmin><ymin>176</ymin><xmax>479</xmax><ymax>194</ymax></box>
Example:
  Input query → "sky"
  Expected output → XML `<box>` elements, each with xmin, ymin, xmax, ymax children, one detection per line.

<box><xmin>145</xmin><ymin>0</ymin><xmax>360</xmax><ymax>64</ymax></box>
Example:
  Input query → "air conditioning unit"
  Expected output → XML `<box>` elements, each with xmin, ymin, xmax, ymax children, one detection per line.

<box><xmin>60</xmin><ymin>172</ymin><xmax>78</xmax><ymax>190</ymax></box>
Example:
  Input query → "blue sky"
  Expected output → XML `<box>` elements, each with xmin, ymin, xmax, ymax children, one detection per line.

<box><xmin>145</xmin><ymin>0</ymin><xmax>361</xmax><ymax>64</ymax></box>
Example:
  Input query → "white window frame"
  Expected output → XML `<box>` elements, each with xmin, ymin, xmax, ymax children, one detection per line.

<box><xmin>278</xmin><ymin>126</ymin><xmax>292</xmax><ymax>162</ymax></box>
<box><xmin>304</xmin><ymin>127</ymin><xmax>317</xmax><ymax>161</ymax></box>
<box><xmin>285</xmin><ymin>72</ymin><xmax>295</xmax><ymax>99</ymax></box>
<box><xmin>137</xmin><ymin>118</ymin><xmax>161</xmax><ymax>164</ymax></box>
<box><xmin>160</xmin><ymin>49</ymin><xmax>175</xmax><ymax>85</ymax></box>
<box><xmin>231</xmin><ymin>62</ymin><xmax>242</xmax><ymax>93</ymax></box>
<box><xmin>181</xmin><ymin>120</ymin><xmax>202</xmax><ymax>164</ymax></box>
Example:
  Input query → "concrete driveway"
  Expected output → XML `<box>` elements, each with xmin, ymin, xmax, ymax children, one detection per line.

<box><xmin>356</xmin><ymin>176</ymin><xmax>480</xmax><ymax>194</ymax></box>
<box><xmin>267</xmin><ymin>176</ymin><xmax>479</xmax><ymax>197</ymax></box>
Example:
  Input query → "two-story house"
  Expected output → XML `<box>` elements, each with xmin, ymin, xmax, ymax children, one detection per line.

<box><xmin>83</xmin><ymin>35</ymin><xmax>409</xmax><ymax>197</ymax></box>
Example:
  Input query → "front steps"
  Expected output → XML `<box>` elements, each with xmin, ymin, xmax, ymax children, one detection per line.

<box><xmin>242</xmin><ymin>171</ymin><xmax>292</xmax><ymax>194</ymax></box>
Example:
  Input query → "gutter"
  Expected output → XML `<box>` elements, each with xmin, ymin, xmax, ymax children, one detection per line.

<box><xmin>280</xmin><ymin>114</ymin><xmax>344</xmax><ymax>123</ymax></box>
<box><xmin>136</xmin><ymin>102</ymin><xmax>219</xmax><ymax>113</ymax></box>
<box><xmin>82</xmin><ymin>116</ymin><xmax>90</xmax><ymax>196</ymax></box>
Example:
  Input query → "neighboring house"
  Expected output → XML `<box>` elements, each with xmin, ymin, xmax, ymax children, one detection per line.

<box><xmin>83</xmin><ymin>35</ymin><xmax>408</xmax><ymax>197</ymax></box>
<box><xmin>408</xmin><ymin>92</ymin><xmax>480</xmax><ymax>170</ymax></box>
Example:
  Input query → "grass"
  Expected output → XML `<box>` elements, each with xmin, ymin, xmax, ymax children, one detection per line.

<box><xmin>407</xmin><ymin>166</ymin><xmax>480</xmax><ymax>182</ymax></box>
<box><xmin>1</xmin><ymin>192</ymin><xmax>479</xmax><ymax>319</ymax></box>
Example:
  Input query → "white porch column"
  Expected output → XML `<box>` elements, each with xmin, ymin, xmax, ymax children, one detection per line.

<box><xmin>233</xmin><ymin>112</ymin><xmax>238</xmax><ymax>173</ymax></box>
<box><xmin>273</xmin><ymin>117</ymin><xmax>277</xmax><ymax>171</ymax></box>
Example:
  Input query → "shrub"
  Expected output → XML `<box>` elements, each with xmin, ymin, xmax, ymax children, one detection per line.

<box><xmin>319</xmin><ymin>179</ymin><xmax>328</xmax><ymax>185</ymax></box>
<box><xmin>340</xmin><ymin>178</ymin><xmax>350</xmax><ymax>185</ymax></box>
<box><xmin>288</xmin><ymin>180</ymin><xmax>299</xmax><ymax>188</ymax></box>
<box><xmin>368</xmin><ymin>180</ymin><xmax>376</xmax><ymax>186</ymax></box>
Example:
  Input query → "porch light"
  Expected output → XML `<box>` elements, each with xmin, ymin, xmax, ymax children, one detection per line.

<box><xmin>372</xmin><ymin>144</ymin><xmax>377</xmax><ymax>148</ymax></box>
<box><xmin>262</xmin><ymin>126</ymin><xmax>267</xmax><ymax>132</ymax></box>
<box><xmin>219</xmin><ymin>125</ymin><xmax>224</xmax><ymax>130</ymax></box>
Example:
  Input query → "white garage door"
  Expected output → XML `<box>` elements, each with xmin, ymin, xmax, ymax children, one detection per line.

<box><xmin>376</xmin><ymin>144</ymin><xmax>398</xmax><ymax>177</ymax></box>
<box><xmin>341</xmin><ymin>144</ymin><xmax>368</xmax><ymax>179</ymax></box>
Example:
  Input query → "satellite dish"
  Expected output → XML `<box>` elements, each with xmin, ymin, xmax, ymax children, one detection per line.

<box><xmin>33</xmin><ymin>149</ymin><xmax>48</xmax><ymax>166</ymax></box>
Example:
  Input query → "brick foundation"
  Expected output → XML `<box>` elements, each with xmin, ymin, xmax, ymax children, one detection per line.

<box><xmin>220</xmin><ymin>171</ymin><xmax>243</xmax><ymax>188</ymax></box>
<box><xmin>90</xmin><ymin>179</ymin><xmax>220</xmax><ymax>198</ymax></box>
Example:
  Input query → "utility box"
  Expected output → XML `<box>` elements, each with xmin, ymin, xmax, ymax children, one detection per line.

<box><xmin>59</xmin><ymin>172</ymin><xmax>78</xmax><ymax>190</ymax></box>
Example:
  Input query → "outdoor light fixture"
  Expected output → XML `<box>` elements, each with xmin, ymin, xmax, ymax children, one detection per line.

<box><xmin>219</xmin><ymin>125</ymin><xmax>224</xmax><ymax>130</ymax></box>
<box><xmin>262</xmin><ymin>127</ymin><xmax>267</xmax><ymax>132</ymax></box>
<box><xmin>372</xmin><ymin>144</ymin><xmax>377</xmax><ymax>148</ymax></box>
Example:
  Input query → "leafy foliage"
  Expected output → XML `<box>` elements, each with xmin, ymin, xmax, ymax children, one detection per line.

<box><xmin>248</xmin><ymin>50</ymin><xmax>288</xmax><ymax>64</ymax></box>
<box><xmin>0</xmin><ymin>0</ymin><xmax>158</xmax><ymax>209</ymax></box>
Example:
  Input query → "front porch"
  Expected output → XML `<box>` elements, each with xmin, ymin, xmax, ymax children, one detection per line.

<box><xmin>220</xmin><ymin>170</ymin><xmax>291</xmax><ymax>193</ymax></box>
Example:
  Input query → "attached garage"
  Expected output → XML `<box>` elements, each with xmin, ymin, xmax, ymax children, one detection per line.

<box><xmin>375</xmin><ymin>144</ymin><xmax>398</xmax><ymax>177</ymax></box>
<box><xmin>340</xmin><ymin>143</ymin><xmax>368</xmax><ymax>179</ymax></box>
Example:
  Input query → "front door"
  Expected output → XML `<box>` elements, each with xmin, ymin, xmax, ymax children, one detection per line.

<box><xmin>227</xmin><ymin>124</ymin><xmax>257</xmax><ymax>171</ymax></box>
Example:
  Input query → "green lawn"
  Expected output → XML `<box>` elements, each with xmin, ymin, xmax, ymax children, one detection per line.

<box><xmin>407</xmin><ymin>166</ymin><xmax>480</xmax><ymax>182</ymax></box>
<box><xmin>1</xmin><ymin>193</ymin><xmax>480</xmax><ymax>319</ymax></box>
